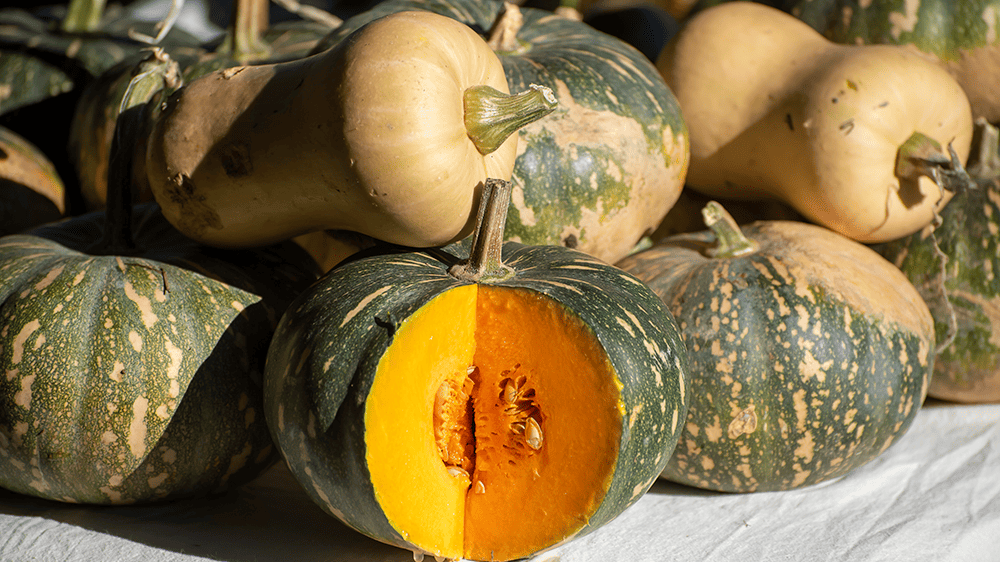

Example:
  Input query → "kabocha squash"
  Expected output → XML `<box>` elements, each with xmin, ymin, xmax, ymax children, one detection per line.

<box><xmin>0</xmin><ymin>125</ymin><xmax>66</xmax><ymax>235</ymax></box>
<box><xmin>877</xmin><ymin>121</ymin><xmax>1000</xmax><ymax>403</ymax></box>
<box><xmin>0</xmin><ymin>55</ymin><xmax>320</xmax><ymax>504</ymax></box>
<box><xmin>616</xmin><ymin>202</ymin><xmax>934</xmax><ymax>492</ymax></box>
<box><xmin>147</xmin><ymin>10</ymin><xmax>556</xmax><ymax>249</ymax></box>
<box><xmin>263</xmin><ymin>179</ymin><xmax>689</xmax><ymax>561</ymax></box>
<box><xmin>319</xmin><ymin>0</ymin><xmax>689</xmax><ymax>264</ymax></box>
<box><xmin>657</xmin><ymin>1</ymin><xmax>974</xmax><ymax>244</ymax></box>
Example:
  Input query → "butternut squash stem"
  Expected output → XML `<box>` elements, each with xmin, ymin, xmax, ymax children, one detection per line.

<box><xmin>449</xmin><ymin>178</ymin><xmax>516</xmax><ymax>283</ymax></box>
<box><xmin>895</xmin><ymin>131</ymin><xmax>976</xmax><ymax>197</ymax></box>
<box><xmin>702</xmin><ymin>201</ymin><xmax>759</xmax><ymax>259</ymax></box>
<box><xmin>90</xmin><ymin>49</ymin><xmax>179</xmax><ymax>256</ymax></box>
<box><xmin>464</xmin><ymin>84</ymin><xmax>558</xmax><ymax>156</ymax></box>
<box><xmin>61</xmin><ymin>0</ymin><xmax>106</xmax><ymax>33</ymax></box>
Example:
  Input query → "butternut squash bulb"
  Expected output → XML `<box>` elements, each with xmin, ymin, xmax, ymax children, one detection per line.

<box><xmin>263</xmin><ymin>180</ymin><xmax>688</xmax><ymax>561</ymax></box>
<box><xmin>146</xmin><ymin>10</ymin><xmax>556</xmax><ymax>249</ymax></box>
<box><xmin>657</xmin><ymin>1</ymin><xmax>974</xmax><ymax>243</ymax></box>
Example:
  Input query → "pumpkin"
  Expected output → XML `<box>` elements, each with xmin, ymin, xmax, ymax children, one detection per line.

<box><xmin>318</xmin><ymin>0</ymin><xmax>689</xmax><ymax>264</ymax></box>
<box><xmin>657</xmin><ymin>1</ymin><xmax>974</xmax><ymax>243</ymax></box>
<box><xmin>876</xmin><ymin>120</ymin><xmax>1000</xmax><ymax>403</ymax></box>
<box><xmin>0</xmin><ymin>125</ymin><xmax>66</xmax><ymax>235</ymax></box>
<box><xmin>616</xmin><ymin>201</ymin><xmax>934</xmax><ymax>492</ymax></box>
<box><xmin>146</xmin><ymin>10</ymin><xmax>556</xmax><ymax>250</ymax></box>
<box><xmin>782</xmin><ymin>0</ymin><xmax>1000</xmax><ymax>124</ymax></box>
<box><xmin>0</xmin><ymin>53</ymin><xmax>320</xmax><ymax>504</ymax></box>
<box><xmin>263</xmin><ymin>178</ymin><xmax>689</xmax><ymax>561</ymax></box>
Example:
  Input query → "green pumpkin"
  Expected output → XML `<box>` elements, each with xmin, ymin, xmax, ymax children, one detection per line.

<box><xmin>0</xmin><ymin>56</ymin><xmax>320</xmax><ymax>504</ymax></box>
<box><xmin>313</xmin><ymin>0</ymin><xmax>689</xmax><ymax>264</ymax></box>
<box><xmin>617</xmin><ymin>202</ymin><xmax>934</xmax><ymax>492</ymax></box>
<box><xmin>263</xmin><ymin>179</ymin><xmax>688</xmax><ymax>561</ymax></box>
<box><xmin>876</xmin><ymin>122</ymin><xmax>1000</xmax><ymax>403</ymax></box>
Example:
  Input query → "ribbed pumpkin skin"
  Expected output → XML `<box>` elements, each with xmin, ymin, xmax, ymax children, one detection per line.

<box><xmin>877</xmin><ymin>179</ymin><xmax>1000</xmax><ymax>403</ymax></box>
<box><xmin>617</xmin><ymin>220</ymin><xmax>934</xmax><ymax>492</ymax></box>
<box><xmin>0</xmin><ymin>205</ymin><xmax>318</xmax><ymax>504</ymax></box>
<box><xmin>315</xmin><ymin>0</ymin><xmax>689</xmax><ymax>264</ymax></box>
<box><xmin>263</xmin><ymin>242</ymin><xmax>688</xmax><ymax>557</ymax></box>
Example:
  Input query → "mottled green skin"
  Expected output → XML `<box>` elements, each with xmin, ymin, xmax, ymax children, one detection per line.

<box><xmin>314</xmin><ymin>0</ymin><xmax>689</xmax><ymax>264</ymax></box>
<box><xmin>784</xmin><ymin>0</ymin><xmax>1000</xmax><ymax>58</ymax></box>
<box><xmin>264</xmin><ymin>242</ymin><xmax>689</xmax><ymax>557</ymax></box>
<box><xmin>618</xmin><ymin>220</ymin><xmax>933</xmax><ymax>492</ymax></box>
<box><xmin>878</xmin><ymin>180</ymin><xmax>1000</xmax><ymax>402</ymax></box>
<box><xmin>0</xmin><ymin>205</ymin><xmax>319</xmax><ymax>504</ymax></box>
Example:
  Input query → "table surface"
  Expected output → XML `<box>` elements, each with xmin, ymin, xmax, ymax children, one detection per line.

<box><xmin>2</xmin><ymin>399</ymin><xmax>998</xmax><ymax>562</ymax></box>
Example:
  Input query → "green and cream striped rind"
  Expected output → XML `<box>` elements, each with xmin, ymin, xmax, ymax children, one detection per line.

<box><xmin>784</xmin><ymin>0</ymin><xmax>1000</xmax><ymax>58</ymax></box>
<box><xmin>263</xmin><ymin>241</ymin><xmax>689</xmax><ymax>553</ymax></box>
<box><xmin>618</xmin><ymin>220</ymin><xmax>933</xmax><ymax>492</ymax></box>
<box><xmin>313</xmin><ymin>0</ymin><xmax>689</xmax><ymax>264</ymax></box>
<box><xmin>0</xmin><ymin>205</ymin><xmax>318</xmax><ymax>504</ymax></box>
<box><xmin>877</xmin><ymin>179</ymin><xmax>1000</xmax><ymax>402</ymax></box>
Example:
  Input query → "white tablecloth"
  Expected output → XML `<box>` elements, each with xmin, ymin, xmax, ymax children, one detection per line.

<box><xmin>2</xmin><ymin>399</ymin><xmax>998</xmax><ymax>562</ymax></box>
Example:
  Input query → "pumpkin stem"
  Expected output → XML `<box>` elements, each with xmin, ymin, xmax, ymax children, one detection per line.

<box><xmin>464</xmin><ymin>84</ymin><xmax>557</xmax><ymax>156</ymax></box>
<box><xmin>487</xmin><ymin>3</ymin><xmax>527</xmax><ymax>54</ymax></box>
<box><xmin>702</xmin><ymin>201</ymin><xmax>759</xmax><ymax>258</ymax></box>
<box><xmin>60</xmin><ymin>0</ymin><xmax>106</xmax><ymax>33</ymax></box>
<box><xmin>895</xmin><ymin>131</ymin><xmax>976</xmax><ymax>198</ymax></box>
<box><xmin>90</xmin><ymin>48</ymin><xmax>181</xmax><ymax>256</ymax></box>
<box><xmin>215</xmin><ymin>0</ymin><xmax>272</xmax><ymax>64</ymax></box>
<box><xmin>449</xmin><ymin>178</ymin><xmax>516</xmax><ymax>283</ymax></box>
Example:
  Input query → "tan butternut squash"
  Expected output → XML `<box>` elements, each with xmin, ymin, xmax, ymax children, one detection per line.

<box><xmin>657</xmin><ymin>1</ymin><xmax>975</xmax><ymax>243</ymax></box>
<box><xmin>146</xmin><ymin>10</ymin><xmax>556</xmax><ymax>249</ymax></box>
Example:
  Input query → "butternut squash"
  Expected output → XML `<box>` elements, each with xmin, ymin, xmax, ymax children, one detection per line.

<box><xmin>146</xmin><ymin>10</ymin><xmax>556</xmax><ymax>249</ymax></box>
<box><xmin>657</xmin><ymin>1</ymin><xmax>975</xmax><ymax>243</ymax></box>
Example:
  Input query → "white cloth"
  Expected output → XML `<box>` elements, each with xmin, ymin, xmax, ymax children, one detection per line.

<box><xmin>2</xmin><ymin>400</ymin><xmax>998</xmax><ymax>562</ymax></box>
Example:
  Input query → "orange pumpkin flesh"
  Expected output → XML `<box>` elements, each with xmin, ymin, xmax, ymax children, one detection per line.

<box><xmin>365</xmin><ymin>283</ymin><xmax>623</xmax><ymax>561</ymax></box>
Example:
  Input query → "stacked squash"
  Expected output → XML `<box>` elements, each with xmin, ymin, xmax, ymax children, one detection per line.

<box><xmin>0</xmin><ymin>0</ymin><xmax>996</xmax><ymax>559</ymax></box>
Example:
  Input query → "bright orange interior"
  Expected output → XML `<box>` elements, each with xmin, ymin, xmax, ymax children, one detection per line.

<box><xmin>365</xmin><ymin>284</ymin><xmax>624</xmax><ymax>561</ymax></box>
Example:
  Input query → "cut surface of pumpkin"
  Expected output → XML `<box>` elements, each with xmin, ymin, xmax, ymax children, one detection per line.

<box><xmin>365</xmin><ymin>283</ymin><xmax>623</xmax><ymax>561</ymax></box>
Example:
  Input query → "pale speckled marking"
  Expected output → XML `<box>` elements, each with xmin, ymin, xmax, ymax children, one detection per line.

<box><xmin>128</xmin><ymin>331</ymin><xmax>143</xmax><ymax>353</ymax></box>
<box><xmin>148</xmin><ymin>473</ymin><xmax>169</xmax><ymax>488</ymax></box>
<box><xmin>11</xmin><ymin>320</ymin><xmax>40</xmax><ymax>364</ymax></box>
<box><xmin>14</xmin><ymin>374</ymin><xmax>35</xmax><ymax>408</ymax></box>
<box><xmin>223</xmin><ymin>442</ymin><xmax>253</xmax><ymax>481</ymax></box>
<box><xmin>109</xmin><ymin>361</ymin><xmax>124</xmax><ymax>383</ymax></box>
<box><xmin>340</xmin><ymin>286</ymin><xmax>391</xmax><ymax>328</ymax></box>
<box><xmin>33</xmin><ymin>265</ymin><xmax>64</xmax><ymax>292</ymax></box>
<box><xmin>888</xmin><ymin>0</ymin><xmax>919</xmax><ymax>39</ymax></box>
<box><xmin>128</xmin><ymin>396</ymin><xmax>149</xmax><ymax>458</ymax></box>
<box><xmin>123</xmin><ymin>279</ymin><xmax>158</xmax><ymax>329</ymax></box>
<box><xmin>615</xmin><ymin>316</ymin><xmax>636</xmax><ymax>337</ymax></box>
<box><xmin>164</xmin><ymin>338</ymin><xmax>183</xmax><ymax>398</ymax></box>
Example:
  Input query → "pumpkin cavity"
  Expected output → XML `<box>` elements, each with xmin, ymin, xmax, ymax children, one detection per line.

<box><xmin>365</xmin><ymin>283</ymin><xmax>622</xmax><ymax>561</ymax></box>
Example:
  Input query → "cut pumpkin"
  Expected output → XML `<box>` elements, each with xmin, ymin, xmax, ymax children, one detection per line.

<box><xmin>264</xmin><ymin>179</ymin><xmax>687</xmax><ymax>561</ymax></box>
<box><xmin>366</xmin><ymin>284</ymin><xmax>622</xmax><ymax>560</ymax></box>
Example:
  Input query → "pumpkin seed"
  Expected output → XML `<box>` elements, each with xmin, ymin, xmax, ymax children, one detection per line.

<box><xmin>447</xmin><ymin>466</ymin><xmax>470</xmax><ymax>480</ymax></box>
<box><xmin>525</xmin><ymin>417</ymin><xmax>543</xmax><ymax>450</ymax></box>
